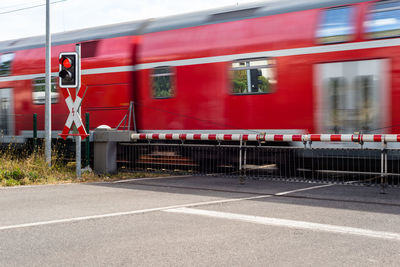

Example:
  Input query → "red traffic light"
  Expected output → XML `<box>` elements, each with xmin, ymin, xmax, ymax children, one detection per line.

<box><xmin>59</xmin><ymin>57</ymin><xmax>72</xmax><ymax>69</ymax></box>
<box><xmin>59</xmin><ymin>52</ymin><xmax>78</xmax><ymax>88</ymax></box>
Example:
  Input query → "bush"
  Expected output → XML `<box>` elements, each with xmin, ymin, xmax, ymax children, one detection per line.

<box><xmin>27</xmin><ymin>171</ymin><xmax>39</xmax><ymax>182</ymax></box>
<box><xmin>5</xmin><ymin>178</ymin><xmax>20</xmax><ymax>187</ymax></box>
<box><xmin>2</xmin><ymin>168</ymin><xmax>25</xmax><ymax>181</ymax></box>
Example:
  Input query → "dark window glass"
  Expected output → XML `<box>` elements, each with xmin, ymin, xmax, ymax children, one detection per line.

<box><xmin>208</xmin><ymin>7</ymin><xmax>260</xmax><ymax>22</ymax></box>
<box><xmin>32</xmin><ymin>76</ymin><xmax>59</xmax><ymax>105</ymax></box>
<box><xmin>231</xmin><ymin>58</ymin><xmax>276</xmax><ymax>94</ymax></box>
<box><xmin>316</xmin><ymin>6</ymin><xmax>354</xmax><ymax>44</ymax></box>
<box><xmin>0</xmin><ymin>53</ymin><xmax>15</xmax><ymax>77</ymax></box>
<box><xmin>0</xmin><ymin>90</ymin><xmax>10</xmax><ymax>135</ymax></box>
<box><xmin>365</xmin><ymin>0</ymin><xmax>400</xmax><ymax>39</ymax></box>
<box><xmin>354</xmin><ymin>75</ymin><xmax>374</xmax><ymax>132</ymax></box>
<box><xmin>327</xmin><ymin>77</ymin><xmax>346</xmax><ymax>134</ymax></box>
<box><xmin>81</xmin><ymin>41</ymin><xmax>99</xmax><ymax>58</ymax></box>
<box><xmin>152</xmin><ymin>67</ymin><xmax>174</xmax><ymax>98</ymax></box>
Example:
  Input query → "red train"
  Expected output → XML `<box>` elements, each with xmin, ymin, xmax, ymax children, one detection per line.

<box><xmin>0</xmin><ymin>0</ymin><xmax>399</xmax><ymax>140</ymax></box>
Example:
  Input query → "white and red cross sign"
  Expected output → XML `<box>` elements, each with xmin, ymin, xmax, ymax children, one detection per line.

<box><xmin>59</xmin><ymin>87</ymin><xmax>88</xmax><ymax>140</ymax></box>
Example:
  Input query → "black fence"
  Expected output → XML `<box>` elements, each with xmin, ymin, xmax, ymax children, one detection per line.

<box><xmin>117</xmin><ymin>140</ymin><xmax>400</xmax><ymax>189</ymax></box>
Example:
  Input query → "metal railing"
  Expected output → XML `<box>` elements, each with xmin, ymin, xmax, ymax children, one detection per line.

<box><xmin>115</xmin><ymin>133</ymin><xmax>400</xmax><ymax>191</ymax></box>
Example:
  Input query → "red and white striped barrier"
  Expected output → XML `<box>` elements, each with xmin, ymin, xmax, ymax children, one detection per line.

<box><xmin>131</xmin><ymin>133</ymin><xmax>400</xmax><ymax>143</ymax></box>
<box><xmin>132</xmin><ymin>133</ymin><xmax>250</xmax><ymax>141</ymax></box>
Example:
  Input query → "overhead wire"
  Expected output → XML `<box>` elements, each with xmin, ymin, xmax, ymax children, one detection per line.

<box><xmin>0</xmin><ymin>0</ymin><xmax>43</xmax><ymax>9</ymax></box>
<box><xmin>0</xmin><ymin>0</ymin><xmax>66</xmax><ymax>15</ymax></box>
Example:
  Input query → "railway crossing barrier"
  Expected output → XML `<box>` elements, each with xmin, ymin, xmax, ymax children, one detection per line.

<box><xmin>93</xmin><ymin>129</ymin><xmax>400</xmax><ymax>191</ymax></box>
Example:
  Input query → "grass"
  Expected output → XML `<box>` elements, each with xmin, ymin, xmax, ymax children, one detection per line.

<box><xmin>0</xmin><ymin>145</ymin><xmax>165</xmax><ymax>187</ymax></box>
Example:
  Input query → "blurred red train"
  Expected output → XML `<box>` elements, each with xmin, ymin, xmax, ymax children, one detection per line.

<box><xmin>0</xmin><ymin>0</ymin><xmax>399</xmax><ymax>140</ymax></box>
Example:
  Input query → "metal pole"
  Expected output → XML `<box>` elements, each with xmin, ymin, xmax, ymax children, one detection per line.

<box><xmin>380</xmin><ymin>140</ymin><xmax>387</xmax><ymax>194</ymax></box>
<box><xmin>33</xmin><ymin>113</ymin><xmax>37</xmax><ymax>151</ymax></box>
<box><xmin>85</xmin><ymin>112</ymin><xmax>90</xmax><ymax>168</ymax></box>
<box><xmin>76</xmin><ymin>44</ymin><xmax>82</xmax><ymax>178</ymax></box>
<box><xmin>128</xmin><ymin>101</ymin><xmax>132</xmax><ymax>131</ymax></box>
<box><xmin>132</xmin><ymin>101</ymin><xmax>137</xmax><ymax>132</ymax></box>
<box><xmin>45</xmin><ymin>0</ymin><xmax>51</xmax><ymax>166</ymax></box>
<box><xmin>239</xmin><ymin>135</ymin><xmax>245</xmax><ymax>184</ymax></box>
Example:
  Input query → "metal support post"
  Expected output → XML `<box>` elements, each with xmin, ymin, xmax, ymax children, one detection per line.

<box><xmin>128</xmin><ymin>101</ymin><xmax>132</xmax><ymax>131</ymax></box>
<box><xmin>132</xmin><ymin>101</ymin><xmax>137</xmax><ymax>132</ymax></box>
<box><xmin>239</xmin><ymin>135</ymin><xmax>245</xmax><ymax>184</ymax></box>
<box><xmin>76</xmin><ymin>44</ymin><xmax>82</xmax><ymax>178</ymax></box>
<box><xmin>239</xmin><ymin>136</ymin><xmax>242</xmax><ymax>171</ymax></box>
<box><xmin>45</xmin><ymin>0</ymin><xmax>52</xmax><ymax>166</ymax></box>
<box><xmin>33</xmin><ymin>113</ymin><xmax>37</xmax><ymax>151</ymax></box>
<box><xmin>85</xmin><ymin>112</ymin><xmax>90</xmax><ymax>168</ymax></box>
<box><xmin>243</xmin><ymin>141</ymin><xmax>248</xmax><ymax>184</ymax></box>
<box><xmin>380</xmin><ymin>140</ymin><xmax>388</xmax><ymax>194</ymax></box>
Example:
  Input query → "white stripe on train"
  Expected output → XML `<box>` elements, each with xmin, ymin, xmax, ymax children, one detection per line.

<box><xmin>1</xmin><ymin>37</ymin><xmax>400</xmax><ymax>83</ymax></box>
<box><xmin>134</xmin><ymin>37</ymin><xmax>400</xmax><ymax>70</ymax></box>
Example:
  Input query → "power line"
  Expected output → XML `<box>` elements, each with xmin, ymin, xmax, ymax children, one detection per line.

<box><xmin>0</xmin><ymin>0</ymin><xmax>66</xmax><ymax>15</ymax></box>
<box><xmin>0</xmin><ymin>0</ymin><xmax>43</xmax><ymax>10</ymax></box>
<box><xmin>0</xmin><ymin>1</ymin><xmax>40</xmax><ymax>9</ymax></box>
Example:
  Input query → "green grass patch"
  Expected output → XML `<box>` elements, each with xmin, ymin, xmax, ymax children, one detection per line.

<box><xmin>0</xmin><ymin>146</ymin><xmax>167</xmax><ymax>187</ymax></box>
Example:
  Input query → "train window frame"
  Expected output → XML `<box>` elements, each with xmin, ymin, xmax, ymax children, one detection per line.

<box><xmin>151</xmin><ymin>66</ymin><xmax>175</xmax><ymax>99</ymax></box>
<box><xmin>0</xmin><ymin>53</ymin><xmax>15</xmax><ymax>77</ymax></box>
<box><xmin>81</xmin><ymin>40</ymin><xmax>99</xmax><ymax>58</ymax></box>
<box><xmin>365</xmin><ymin>0</ymin><xmax>400</xmax><ymax>39</ymax></box>
<box><xmin>32</xmin><ymin>76</ymin><xmax>59</xmax><ymax>105</ymax></box>
<box><xmin>0</xmin><ymin>88</ymin><xmax>13</xmax><ymax>135</ymax></box>
<box><xmin>316</xmin><ymin>6</ymin><xmax>355</xmax><ymax>44</ymax></box>
<box><xmin>230</xmin><ymin>58</ymin><xmax>276</xmax><ymax>95</ymax></box>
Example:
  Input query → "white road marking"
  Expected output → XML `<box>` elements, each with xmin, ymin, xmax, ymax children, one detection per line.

<box><xmin>165</xmin><ymin>207</ymin><xmax>400</xmax><ymax>241</ymax></box>
<box><xmin>112</xmin><ymin>175</ymin><xmax>191</xmax><ymax>183</ymax></box>
<box><xmin>0</xmin><ymin>183</ymin><xmax>331</xmax><ymax>231</ymax></box>
<box><xmin>274</xmin><ymin>184</ymin><xmax>333</xmax><ymax>195</ymax></box>
<box><xmin>0</xmin><ymin>195</ymin><xmax>264</xmax><ymax>231</ymax></box>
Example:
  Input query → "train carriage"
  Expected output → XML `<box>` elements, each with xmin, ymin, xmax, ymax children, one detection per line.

<box><xmin>0</xmin><ymin>0</ymin><xmax>399</xmax><ymax>141</ymax></box>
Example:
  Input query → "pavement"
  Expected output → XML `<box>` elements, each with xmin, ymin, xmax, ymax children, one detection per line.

<box><xmin>0</xmin><ymin>176</ymin><xmax>399</xmax><ymax>266</ymax></box>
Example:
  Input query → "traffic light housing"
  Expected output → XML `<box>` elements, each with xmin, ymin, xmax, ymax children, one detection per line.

<box><xmin>59</xmin><ymin>52</ymin><xmax>79</xmax><ymax>88</ymax></box>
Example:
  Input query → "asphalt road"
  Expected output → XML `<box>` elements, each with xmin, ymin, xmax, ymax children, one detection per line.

<box><xmin>0</xmin><ymin>176</ymin><xmax>400</xmax><ymax>266</ymax></box>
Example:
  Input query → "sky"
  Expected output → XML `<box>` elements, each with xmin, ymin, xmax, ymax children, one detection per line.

<box><xmin>0</xmin><ymin>0</ymin><xmax>262</xmax><ymax>41</ymax></box>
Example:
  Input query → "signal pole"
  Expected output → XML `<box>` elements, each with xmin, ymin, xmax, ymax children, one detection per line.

<box><xmin>76</xmin><ymin>44</ymin><xmax>82</xmax><ymax>178</ymax></box>
<box><xmin>45</xmin><ymin>0</ymin><xmax>52</xmax><ymax>166</ymax></box>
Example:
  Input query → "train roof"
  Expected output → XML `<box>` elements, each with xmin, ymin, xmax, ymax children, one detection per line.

<box><xmin>0</xmin><ymin>0</ymin><xmax>368</xmax><ymax>53</ymax></box>
<box><xmin>145</xmin><ymin>0</ymin><xmax>368</xmax><ymax>34</ymax></box>
<box><xmin>0</xmin><ymin>20</ymin><xmax>149</xmax><ymax>53</ymax></box>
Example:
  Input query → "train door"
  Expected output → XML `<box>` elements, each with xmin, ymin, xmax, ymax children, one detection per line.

<box><xmin>0</xmin><ymin>88</ymin><xmax>13</xmax><ymax>135</ymax></box>
<box><xmin>315</xmin><ymin>59</ymin><xmax>389</xmax><ymax>134</ymax></box>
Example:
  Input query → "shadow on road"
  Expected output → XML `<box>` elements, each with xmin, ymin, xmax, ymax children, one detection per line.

<box><xmin>92</xmin><ymin>175</ymin><xmax>400</xmax><ymax>216</ymax></box>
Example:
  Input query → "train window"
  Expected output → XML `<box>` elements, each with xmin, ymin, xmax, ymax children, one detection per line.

<box><xmin>316</xmin><ymin>6</ymin><xmax>355</xmax><ymax>44</ymax></box>
<box><xmin>32</xmin><ymin>77</ymin><xmax>59</xmax><ymax>105</ymax></box>
<box><xmin>0</xmin><ymin>88</ymin><xmax>12</xmax><ymax>135</ymax></box>
<box><xmin>327</xmin><ymin>77</ymin><xmax>346</xmax><ymax>133</ymax></box>
<box><xmin>81</xmin><ymin>41</ymin><xmax>99</xmax><ymax>58</ymax></box>
<box><xmin>152</xmin><ymin>67</ymin><xmax>174</xmax><ymax>98</ymax></box>
<box><xmin>354</xmin><ymin>75</ymin><xmax>375</xmax><ymax>132</ymax></box>
<box><xmin>365</xmin><ymin>0</ymin><xmax>400</xmax><ymax>39</ymax></box>
<box><xmin>208</xmin><ymin>7</ymin><xmax>260</xmax><ymax>22</ymax></box>
<box><xmin>230</xmin><ymin>58</ymin><xmax>276</xmax><ymax>94</ymax></box>
<box><xmin>0</xmin><ymin>53</ymin><xmax>15</xmax><ymax>77</ymax></box>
